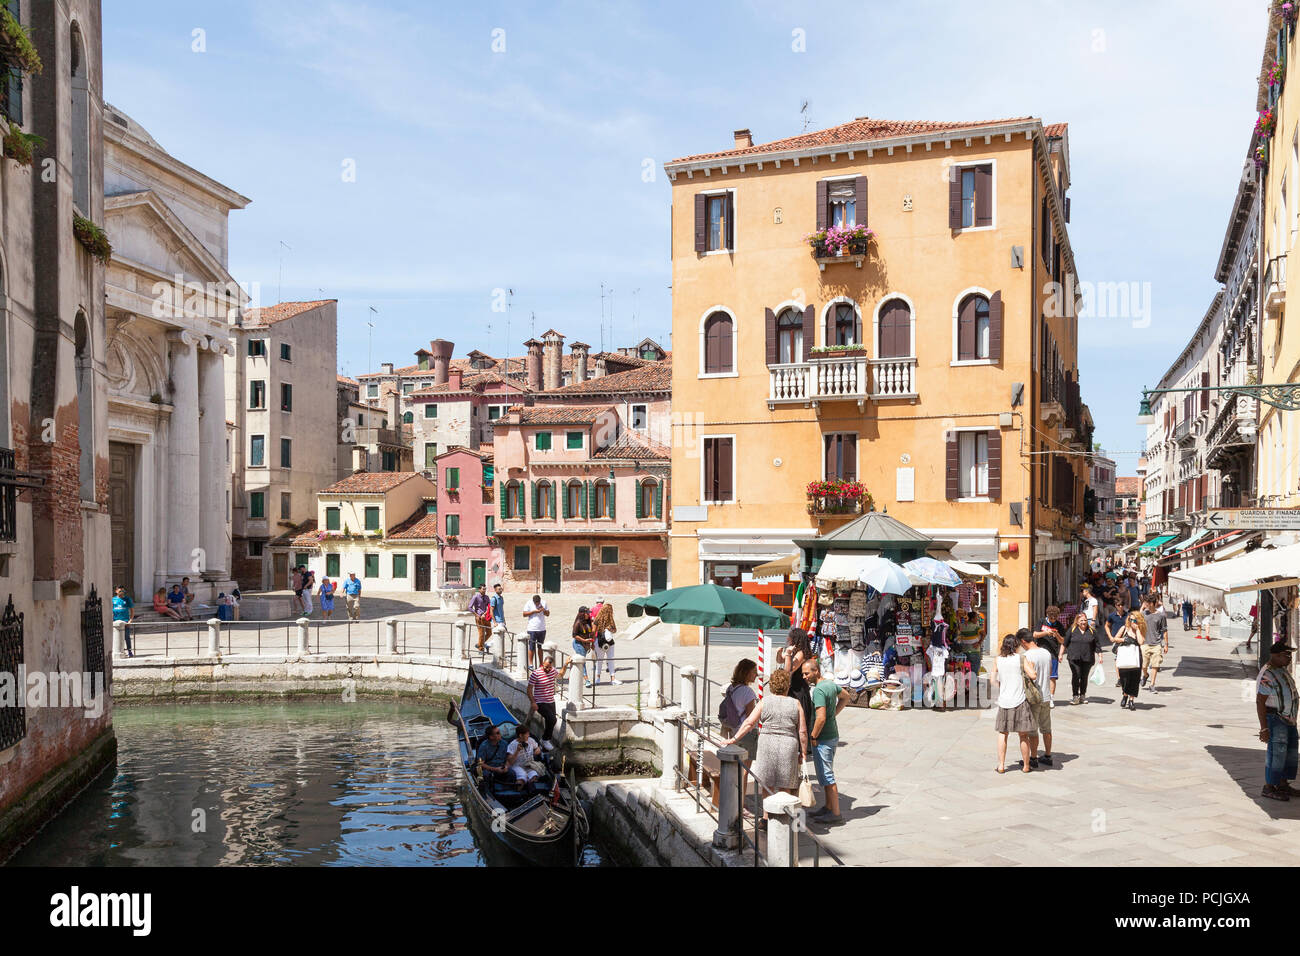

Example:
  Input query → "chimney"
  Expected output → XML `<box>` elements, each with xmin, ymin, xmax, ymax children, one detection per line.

<box><xmin>524</xmin><ymin>339</ymin><xmax>543</xmax><ymax>391</ymax></box>
<box><xmin>542</xmin><ymin>329</ymin><xmax>565</xmax><ymax>391</ymax></box>
<box><xmin>733</xmin><ymin>128</ymin><xmax>753</xmax><ymax>149</ymax></box>
<box><xmin>386</xmin><ymin>385</ymin><xmax>400</xmax><ymax>428</ymax></box>
<box><xmin>570</xmin><ymin>341</ymin><xmax>591</xmax><ymax>383</ymax></box>
<box><xmin>593</xmin><ymin>355</ymin><xmax>607</xmax><ymax>378</ymax></box>
<box><xmin>381</xmin><ymin>362</ymin><xmax>394</xmax><ymax>375</ymax></box>
<box><xmin>429</xmin><ymin>338</ymin><xmax>453</xmax><ymax>386</ymax></box>
<box><xmin>447</xmin><ymin>367</ymin><xmax>463</xmax><ymax>390</ymax></box>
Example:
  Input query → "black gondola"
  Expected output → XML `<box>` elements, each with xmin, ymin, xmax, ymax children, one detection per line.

<box><xmin>447</xmin><ymin>665</ymin><xmax>588</xmax><ymax>867</ymax></box>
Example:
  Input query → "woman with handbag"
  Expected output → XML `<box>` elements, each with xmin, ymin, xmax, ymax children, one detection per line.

<box><xmin>571</xmin><ymin>608</ymin><xmax>597</xmax><ymax>688</ymax></box>
<box><xmin>591</xmin><ymin>601</ymin><xmax>621</xmax><ymax>686</ymax></box>
<box><xmin>1063</xmin><ymin>611</ymin><xmax>1104</xmax><ymax>705</ymax></box>
<box><xmin>1111</xmin><ymin>610</ymin><xmax>1147</xmax><ymax>711</ymax></box>
<box><xmin>991</xmin><ymin>633</ymin><xmax>1036</xmax><ymax>773</ymax></box>
<box><xmin>723</xmin><ymin>668</ymin><xmax>807</xmax><ymax>828</ymax></box>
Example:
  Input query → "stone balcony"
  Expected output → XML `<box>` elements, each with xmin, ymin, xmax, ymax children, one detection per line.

<box><xmin>769</xmin><ymin>354</ymin><xmax>870</xmax><ymax>408</ymax></box>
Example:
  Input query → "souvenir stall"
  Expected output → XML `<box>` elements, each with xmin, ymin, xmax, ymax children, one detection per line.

<box><xmin>790</xmin><ymin>512</ymin><xmax>991</xmax><ymax>711</ymax></box>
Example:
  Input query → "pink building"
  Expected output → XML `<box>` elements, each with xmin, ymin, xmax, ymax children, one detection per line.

<box><xmin>427</xmin><ymin>447</ymin><xmax>502</xmax><ymax>588</ymax></box>
<box><xmin>492</xmin><ymin>361</ymin><xmax>672</xmax><ymax>595</ymax></box>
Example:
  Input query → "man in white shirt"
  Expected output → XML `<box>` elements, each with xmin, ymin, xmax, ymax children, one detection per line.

<box><xmin>1020</xmin><ymin>628</ymin><xmax>1055</xmax><ymax>768</ymax></box>
<box><xmin>506</xmin><ymin>724</ymin><xmax>543</xmax><ymax>784</ymax></box>
<box><xmin>1081</xmin><ymin>585</ymin><xmax>1099</xmax><ymax>627</ymax></box>
<box><xmin>521</xmin><ymin>594</ymin><xmax>549</xmax><ymax>669</ymax></box>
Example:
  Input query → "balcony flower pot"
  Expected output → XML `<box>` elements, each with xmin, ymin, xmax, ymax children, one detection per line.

<box><xmin>0</xmin><ymin>8</ymin><xmax>42</xmax><ymax>77</ymax></box>
<box><xmin>1257</xmin><ymin>107</ymin><xmax>1278</xmax><ymax>139</ymax></box>
<box><xmin>73</xmin><ymin>215</ymin><xmax>112</xmax><ymax>263</ymax></box>
<box><xmin>2</xmin><ymin>122</ymin><xmax>41</xmax><ymax>166</ymax></box>
<box><xmin>810</xmin><ymin>346</ymin><xmax>867</xmax><ymax>359</ymax></box>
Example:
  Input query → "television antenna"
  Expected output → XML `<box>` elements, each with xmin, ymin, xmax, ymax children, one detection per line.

<box><xmin>277</xmin><ymin>240</ymin><xmax>292</xmax><ymax>302</ymax></box>
<box><xmin>367</xmin><ymin>306</ymin><xmax>377</xmax><ymax>373</ymax></box>
<box><xmin>800</xmin><ymin>100</ymin><xmax>811</xmax><ymax>132</ymax></box>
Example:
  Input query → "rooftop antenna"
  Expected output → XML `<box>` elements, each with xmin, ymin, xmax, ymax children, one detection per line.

<box><xmin>631</xmin><ymin>287</ymin><xmax>640</xmax><ymax>346</ymax></box>
<box><xmin>504</xmin><ymin>288</ymin><xmax>514</xmax><ymax>377</ymax></box>
<box><xmin>610</xmin><ymin>288</ymin><xmax>616</xmax><ymax>352</ymax></box>
<box><xmin>800</xmin><ymin>99</ymin><xmax>811</xmax><ymax>132</ymax></box>
<box><xmin>367</xmin><ymin>306</ymin><xmax>377</xmax><ymax>373</ymax></box>
<box><xmin>599</xmin><ymin>282</ymin><xmax>606</xmax><ymax>353</ymax></box>
<box><xmin>277</xmin><ymin>240</ymin><xmax>292</xmax><ymax>302</ymax></box>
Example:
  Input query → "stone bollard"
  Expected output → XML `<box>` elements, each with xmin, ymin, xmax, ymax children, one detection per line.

<box><xmin>296</xmin><ymin>617</ymin><xmax>310</xmax><ymax>655</ymax></box>
<box><xmin>384</xmin><ymin>617</ymin><xmax>398</xmax><ymax>655</ymax></box>
<box><xmin>112</xmin><ymin>620</ymin><xmax>126</xmax><ymax>658</ymax></box>
<box><xmin>453</xmin><ymin>621</ymin><xmax>467</xmax><ymax>660</ymax></box>
<box><xmin>568</xmin><ymin>652</ymin><xmax>586</xmax><ymax>710</ymax></box>
<box><xmin>514</xmin><ymin>633</ymin><xmax>531</xmax><ymax>680</ymax></box>
<box><xmin>764</xmin><ymin>792</ymin><xmax>803</xmax><ymax>867</ymax></box>
<box><xmin>713</xmin><ymin>744</ymin><xmax>746</xmax><ymax>849</ymax></box>
<box><xmin>207</xmin><ymin>618</ymin><xmax>221</xmax><ymax>657</ymax></box>
<box><xmin>648</xmin><ymin>653</ymin><xmax>665</xmax><ymax>709</ymax></box>
<box><xmin>680</xmin><ymin>666</ymin><xmax>698</xmax><ymax>721</ymax></box>
<box><xmin>660</xmin><ymin>710</ymin><xmax>686</xmax><ymax>790</ymax></box>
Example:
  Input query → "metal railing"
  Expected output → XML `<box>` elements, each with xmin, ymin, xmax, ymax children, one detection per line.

<box><xmin>119</xmin><ymin>617</ymin><xmax>467</xmax><ymax>659</ymax></box>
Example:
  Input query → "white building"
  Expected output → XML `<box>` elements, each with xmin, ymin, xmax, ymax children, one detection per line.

<box><xmin>103</xmin><ymin>105</ymin><xmax>250</xmax><ymax>604</ymax></box>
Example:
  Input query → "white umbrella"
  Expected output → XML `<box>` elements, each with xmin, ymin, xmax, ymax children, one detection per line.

<box><xmin>857</xmin><ymin>556</ymin><xmax>915</xmax><ymax>595</ymax></box>
<box><xmin>904</xmin><ymin>556</ymin><xmax>961</xmax><ymax>587</ymax></box>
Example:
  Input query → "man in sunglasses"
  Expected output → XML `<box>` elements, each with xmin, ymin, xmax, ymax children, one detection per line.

<box><xmin>1257</xmin><ymin>642</ymin><xmax>1299</xmax><ymax>801</ymax></box>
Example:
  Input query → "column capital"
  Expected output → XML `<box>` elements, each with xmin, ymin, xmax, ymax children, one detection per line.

<box><xmin>204</xmin><ymin>336</ymin><xmax>234</xmax><ymax>356</ymax></box>
<box><xmin>165</xmin><ymin>329</ymin><xmax>204</xmax><ymax>351</ymax></box>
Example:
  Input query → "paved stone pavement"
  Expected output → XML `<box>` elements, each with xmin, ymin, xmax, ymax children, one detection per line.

<box><xmin>793</xmin><ymin>624</ymin><xmax>1300</xmax><ymax>866</ymax></box>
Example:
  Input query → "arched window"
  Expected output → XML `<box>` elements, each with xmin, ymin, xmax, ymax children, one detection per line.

<box><xmin>956</xmin><ymin>294</ymin><xmax>990</xmax><ymax>361</ymax></box>
<box><xmin>70</xmin><ymin>23</ymin><xmax>90</xmax><ymax>215</ymax></box>
<box><xmin>828</xmin><ymin>302</ymin><xmax>861</xmax><ymax>347</ymax></box>
<box><xmin>876</xmin><ymin>298</ymin><xmax>912</xmax><ymax>359</ymax></box>
<box><xmin>594</xmin><ymin>480</ymin><xmax>614</xmax><ymax>519</ymax></box>
<box><xmin>402</xmin><ymin>411</ymin><xmax>413</xmax><ymax>424</ymax></box>
<box><xmin>702</xmin><ymin>311</ymin><xmax>733</xmax><ymax>375</ymax></box>
<box><xmin>535</xmin><ymin>480</ymin><xmax>555</xmax><ymax>519</ymax></box>
<box><xmin>636</xmin><ymin>479</ymin><xmax>662</xmax><ymax>519</ymax></box>
<box><xmin>74</xmin><ymin>311</ymin><xmax>94</xmax><ymax>501</ymax></box>
<box><xmin>564</xmin><ymin>480</ymin><xmax>584</xmax><ymax>519</ymax></box>
<box><xmin>776</xmin><ymin>308</ymin><xmax>803</xmax><ymax>364</ymax></box>
<box><xmin>505</xmin><ymin>480</ymin><xmax>523</xmax><ymax>519</ymax></box>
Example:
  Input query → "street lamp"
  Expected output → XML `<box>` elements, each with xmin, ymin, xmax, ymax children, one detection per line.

<box><xmin>1137</xmin><ymin>381</ymin><xmax>1300</xmax><ymax>426</ymax></box>
<box><xmin>1136</xmin><ymin>395</ymin><xmax>1154</xmax><ymax>426</ymax></box>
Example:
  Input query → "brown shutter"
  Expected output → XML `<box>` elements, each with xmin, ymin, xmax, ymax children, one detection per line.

<box><xmin>704</xmin><ymin>439</ymin><xmax>716</xmax><ymax>501</ymax></box>
<box><xmin>693</xmin><ymin>193</ymin><xmax>707</xmax><ymax>253</ymax></box>
<box><xmin>704</xmin><ymin>318</ymin><xmax>717</xmax><ymax>372</ymax></box>
<box><xmin>948</xmin><ymin>167</ymin><xmax>963</xmax><ymax>229</ymax></box>
<box><xmin>957</xmin><ymin>296</ymin><xmax>975</xmax><ymax>361</ymax></box>
<box><xmin>765</xmin><ymin>308</ymin><xmax>778</xmax><ymax>366</ymax></box>
<box><xmin>1200</xmin><ymin>371</ymin><xmax>1210</xmax><ymax>414</ymax></box>
<box><xmin>725</xmin><ymin>191</ymin><xmax>735</xmax><ymax>250</ymax></box>
<box><xmin>719</xmin><ymin>316</ymin><xmax>733</xmax><ymax>372</ymax></box>
<box><xmin>987</xmin><ymin>429</ymin><xmax>1002</xmax><ymax>501</ymax></box>
<box><xmin>824</xmin><ymin>435</ymin><xmax>836</xmax><ymax>480</ymax></box>
<box><xmin>802</xmin><ymin>304</ymin><xmax>815</xmax><ymax>361</ymax></box>
<box><xmin>989</xmin><ymin>291</ymin><xmax>1003</xmax><ymax>362</ymax></box>
<box><xmin>945</xmin><ymin>432</ymin><xmax>960</xmax><ymax>500</ymax></box>
<box><xmin>816</xmin><ymin>179</ymin><xmax>828</xmax><ymax>230</ymax></box>
<box><xmin>718</xmin><ymin>437</ymin><xmax>734</xmax><ymax>501</ymax></box>
<box><xmin>854</xmin><ymin>176</ymin><xmax>868</xmax><ymax>227</ymax></box>
<box><xmin>844</xmin><ymin>434</ymin><xmax>857</xmax><ymax>481</ymax></box>
<box><xmin>825</xmin><ymin>304</ymin><xmax>836</xmax><ymax>348</ymax></box>
<box><xmin>974</xmin><ymin>164</ymin><xmax>993</xmax><ymax>227</ymax></box>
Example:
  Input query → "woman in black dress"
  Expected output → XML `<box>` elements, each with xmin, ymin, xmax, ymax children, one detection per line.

<box><xmin>780</xmin><ymin>627</ymin><xmax>816</xmax><ymax>748</ymax></box>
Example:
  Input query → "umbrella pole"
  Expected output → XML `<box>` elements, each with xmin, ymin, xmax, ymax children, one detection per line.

<box><xmin>703</xmin><ymin>625</ymin><xmax>710</xmax><ymax>730</ymax></box>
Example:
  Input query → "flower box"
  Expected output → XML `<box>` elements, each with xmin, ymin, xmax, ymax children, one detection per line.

<box><xmin>73</xmin><ymin>215</ymin><xmax>112</xmax><ymax>263</ymax></box>
<box><xmin>0</xmin><ymin>8</ymin><xmax>43</xmax><ymax>77</ymax></box>
<box><xmin>810</xmin><ymin>346</ymin><xmax>867</xmax><ymax>359</ymax></box>
<box><xmin>2</xmin><ymin>121</ymin><xmax>40</xmax><ymax>166</ymax></box>
<box><xmin>804</xmin><ymin>224</ymin><xmax>875</xmax><ymax>259</ymax></box>
<box><xmin>1257</xmin><ymin>107</ymin><xmax>1278</xmax><ymax>139</ymax></box>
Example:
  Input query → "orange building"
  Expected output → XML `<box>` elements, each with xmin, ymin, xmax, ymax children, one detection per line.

<box><xmin>666</xmin><ymin>116</ymin><xmax>1092</xmax><ymax>643</ymax></box>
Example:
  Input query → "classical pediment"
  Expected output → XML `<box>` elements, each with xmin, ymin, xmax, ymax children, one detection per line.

<box><xmin>105</xmin><ymin>189</ymin><xmax>242</xmax><ymax>294</ymax></box>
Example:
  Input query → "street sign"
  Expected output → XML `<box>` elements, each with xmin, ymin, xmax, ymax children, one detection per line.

<box><xmin>1204</xmin><ymin>509</ymin><xmax>1300</xmax><ymax>531</ymax></box>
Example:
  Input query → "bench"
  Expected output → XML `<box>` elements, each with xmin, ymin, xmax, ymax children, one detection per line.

<box><xmin>686</xmin><ymin>750</ymin><xmax>723</xmax><ymax>807</ymax></box>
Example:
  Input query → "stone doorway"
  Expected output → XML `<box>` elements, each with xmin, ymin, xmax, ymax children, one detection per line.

<box><xmin>108</xmin><ymin>442</ymin><xmax>136</xmax><ymax>598</ymax></box>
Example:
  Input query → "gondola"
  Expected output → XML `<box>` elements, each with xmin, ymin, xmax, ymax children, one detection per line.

<box><xmin>447</xmin><ymin>665</ymin><xmax>589</xmax><ymax>867</ymax></box>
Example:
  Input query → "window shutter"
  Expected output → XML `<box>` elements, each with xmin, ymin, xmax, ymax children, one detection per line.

<box><xmin>587</xmin><ymin>480</ymin><xmax>596</xmax><ymax>517</ymax></box>
<box><xmin>694</xmin><ymin>193</ymin><xmax>707</xmax><ymax>253</ymax></box>
<box><xmin>945</xmin><ymin>433</ymin><xmax>960</xmax><ymax>500</ymax></box>
<box><xmin>562</xmin><ymin>485</ymin><xmax>570</xmax><ymax>519</ymax></box>
<box><xmin>719</xmin><ymin>316</ymin><xmax>732</xmax><ymax>372</ymax></box>
<box><xmin>6</xmin><ymin>70</ymin><xmax>21</xmax><ymax>126</ymax></box>
<box><xmin>581</xmin><ymin>481</ymin><xmax>589</xmax><ymax>518</ymax></box>
<box><xmin>816</xmin><ymin>179</ymin><xmax>828</xmax><ymax>230</ymax></box>
<box><xmin>825</xmin><ymin>435</ymin><xmax>836</xmax><ymax>480</ymax></box>
<box><xmin>825</xmin><ymin>304</ymin><xmax>836</xmax><ymax>349</ymax></box>
<box><xmin>499</xmin><ymin>484</ymin><xmax>508</xmax><ymax>521</ymax></box>
<box><xmin>718</xmin><ymin>437</ymin><xmax>733</xmax><ymax>501</ymax></box>
<box><xmin>704</xmin><ymin>441</ymin><xmax>716</xmax><ymax>502</ymax></box>
<box><xmin>854</xmin><ymin>176</ymin><xmax>867</xmax><ymax>227</ymax></box>
<box><xmin>635</xmin><ymin>482</ymin><xmax>644</xmax><ymax>518</ymax></box>
<box><xmin>608</xmin><ymin>482</ymin><xmax>616</xmax><ymax>519</ymax></box>
<box><xmin>1064</xmin><ymin>196</ymin><xmax>1071</xmax><ymax>223</ymax></box>
<box><xmin>725</xmin><ymin>191</ymin><xmax>735</xmax><ymax>250</ymax></box>
<box><xmin>530</xmin><ymin>481</ymin><xmax>537</xmax><ymax>519</ymax></box>
<box><xmin>765</xmin><ymin>308</ymin><xmax>777</xmax><ymax>366</ymax></box>
<box><xmin>988</xmin><ymin>291</ymin><xmax>1003</xmax><ymax>362</ymax></box>
<box><xmin>948</xmin><ymin>167</ymin><xmax>963</xmax><ymax>229</ymax></box>
<box><xmin>987</xmin><ymin>429</ymin><xmax>1002</xmax><ymax>501</ymax></box>
<box><xmin>1200</xmin><ymin>371</ymin><xmax>1210</xmax><ymax>414</ymax></box>
<box><xmin>974</xmin><ymin>164</ymin><xmax>993</xmax><ymax>227</ymax></box>
<box><xmin>654</xmin><ymin>480</ymin><xmax>663</xmax><ymax>519</ymax></box>
<box><xmin>957</xmin><ymin>297</ymin><xmax>975</xmax><ymax>361</ymax></box>
<box><xmin>844</xmin><ymin>435</ymin><xmax>857</xmax><ymax>481</ymax></box>
<box><xmin>803</xmin><ymin>304</ymin><xmax>815</xmax><ymax>361</ymax></box>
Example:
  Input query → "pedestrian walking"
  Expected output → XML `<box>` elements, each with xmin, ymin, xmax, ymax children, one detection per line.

<box><xmin>291</xmin><ymin>566</ymin><xmax>304</xmax><ymax>615</ymax></box>
<box><xmin>571</xmin><ymin>607</ymin><xmax>597</xmax><ymax>687</ymax></box>
<box><xmin>1033</xmin><ymin>605</ymin><xmax>1064</xmax><ymax>701</ymax></box>
<box><xmin>301</xmin><ymin>568</ymin><xmax>315</xmax><ymax>615</ymax></box>
<box><xmin>591</xmin><ymin>600</ymin><xmax>621</xmax><ymax>685</ymax></box>
<box><xmin>723</xmin><ymin>667</ymin><xmax>806</xmax><ymax>829</ymax></box>
<box><xmin>527</xmin><ymin>654</ymin><xmax>569</xmax><ymax>752</ymax></box>
<box><xmin>1063</xmin><ymin>611</ymin><xmax>1104</xmax><ymax>704</ymax></box>
<box><xmin>992</xmin><ymin>633</ymin><xmax>1036</xmax><ymax>773</ymax></box>
<box><xmin>1257</xmin><ymin>642</ymin><xmax>1299</xmax><ymax>801</ymax></box>
<box><xmin>318</xmin><ymin>577</ymin><xmax>336</xmax><ymax>620</ymax></box>
<box><xmin>490</xmin><ymin>582</ymin><xmax>507</xmax><ymax>646</ymax></box>
<box><xmin>1020</xmin><ymin>628</ymin><xmax>1055</xmax><ymax>767</ymax></box>
<box><xmin>718</xmin><ymin>658</ymin><xmax>760</xmax><ymax>763</ymax></box>
<box><xmin>1111</xmin><ymin>609</ymin><xmax>1146</xmax><ymax>711</ymax></box>
<box><xmin>1140</xmin><ymin>597</ymin><xmax>1169</xmax><ymax>690</ymax></box>
<box><xmin>468</xmin><ymin>584</ymin><xmax>491</xmax><ymax>652</ymax></box>
<box><xmin>1181</xmin><ymin>598</ymin><xmax>1194</xmax><ymax>631</ymax></box>
<box><xmin>802</xmin><ymin>657</ymin><xmax>849</xmax><ymax>824</ymax></box>
<box><xmin>1081</xmin><ymin>585</ymin><xmax>1099</xmax><ymax>628</ymax></box>
<box><xmin>521</xmin><ymin>594</ymin><xmax>549</xmax><ymax>670</ymax></box>
<box><xmin>112</xmin><ymin>586</ymin><xmax>135</xmax><ymax>658</ymax></box>
<box><xmin>343</xmin><ymin>572</ymin><xmax>362</xmax><ymax>621</ymax></box>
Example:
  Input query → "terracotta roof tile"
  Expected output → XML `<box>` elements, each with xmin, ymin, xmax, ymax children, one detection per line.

<box><xmin>387</xmin><ymin>509</ymin><xmax>441</xmax><ymax>540</ymax></box>
<box><xmin>268</xmin><ymin>519</ymin><xmax>317</xmax><ymax>548</ymax></box>
<box><xmin>1115</xmin><ymin>477</ymin><xmax>1142</xmax><ymax>496</ymax></box>
<box><xmin>242</xmin><ymin>300</ymin><xmax>335</xmax><ymax>327</ymax></box>
<box><xmin>1044</xmin><ymin>122</ymin><xmax>1068</xmax><ymax>139</ymax></box>
<box><xmin>409</xmin><ymin>371</ymin><xmax>527</xmax><ymax>397</ymax></box>
<box><xmin>592</xmin><ymin>432</ymin><xmax>670</xmax><ymax>461</ymax></box>
<box><xmin>537</xmin><ymin>358</ymin><xmax>671</xmax><ymax>397</ymax></box>
<box><xmin>337</xmin><ymin>374</ymin><xmax>359</xmax><ymax>387</ymax></box>
<box><xmin>320</xmin><ymin>471</ymin><xmax>423</xmax><ymax>495</ymax></box>
<box><xmin>514</xmin><ymin>404</ymin><xmax>614</xmax><ymax>425</ymax></box>
<box><xmin>668</xmin><ymin>116</ymin><xmax>1040</xmax><ymax>165</ymax></box>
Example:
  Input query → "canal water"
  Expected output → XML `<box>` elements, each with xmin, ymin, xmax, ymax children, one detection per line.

<box><xmin>8</xmin><ymin>701</ymin><xmax>609</xmax><ymax>867</ymax></box>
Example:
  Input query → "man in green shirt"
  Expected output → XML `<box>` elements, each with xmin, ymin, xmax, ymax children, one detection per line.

<box><xmin>802</xmin><ymin>657</ymin><xmax>849</xmax><ymax>824</ymax></box>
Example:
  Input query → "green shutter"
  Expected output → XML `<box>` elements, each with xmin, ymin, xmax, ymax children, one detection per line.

<box><xmin>654</xmin><ymin>480</ymin><xmax>663</xmax><ymax>519</ymax></box>
<box><xmin>562</xmin><ymin>484</ymin><xmax>570</xmax><ymax>519</ymax></box>
<box><xmin>530</xmin><ymin>481</ymin><xmax>537</xmax><ymax>519</ymax></box>
<box><xmin>608</xmin><ymin>482</ymin><xmax>616</xmax><ymax>520</ymax></box>
<box><xmin>587</xmin><ymin>481</ymin><xmax>596</xmax><ymax>517</ymax></box>
<box><xmin>635</xmin><ymin>482</ymin><xmax>644</xmax><ymax>519</ymax></box>
<box><xmin>580</xmin><ymin>481</ymin><xmax>588</xmax><ymax>518</ymax></box>
<box><xmin>499</xmin><ymin>483</ymin><xmax>508</xmax><ymax>521</ymax></box>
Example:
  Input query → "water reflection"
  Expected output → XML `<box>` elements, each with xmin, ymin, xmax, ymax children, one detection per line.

<box><xmin>8</xmin><ymin>702</ymin><xmax>606</xmax><ymax>867</ymax></box>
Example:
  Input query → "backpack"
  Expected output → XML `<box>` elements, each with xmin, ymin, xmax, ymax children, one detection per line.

<box><xmin>718</xmin><ymin>685</ymin><xmax>743</xmax><ymax>728</ymax></box>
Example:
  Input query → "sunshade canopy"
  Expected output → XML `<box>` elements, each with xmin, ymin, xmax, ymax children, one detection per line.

<box><xmin>1167</xmin><ymin>542</ymin><xmax>1300</xmax><ymax>610</ymax></box>
<box><xmin>1138</xmin><ymin>533</ymin><xmax>1177</xmax><ymax>554</ymax></box>
<box><xmin>626</xmin><ymin>583</ymin><xmax>790</xmax><ymax>629</ymax></box>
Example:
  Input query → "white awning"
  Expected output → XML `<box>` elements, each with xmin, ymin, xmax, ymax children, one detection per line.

<box><xmin>815</xmin><ymin>550</ymin><xmax>879</xmax><ymax>586</ymax></box>
<box><xmin>1167</xmin><ymin>542</ymin><xmax>1300</xmax><ymax>610</ymax></box>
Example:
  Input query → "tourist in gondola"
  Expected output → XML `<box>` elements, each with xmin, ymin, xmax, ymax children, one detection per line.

<box><xmin>506</xmin><ymin>723</ymin><xmax>543</xmax><ymax>785</ymax></box>
<box><xmin>475</xmin><ymin>725</ymin><xmax>511</xmax><ymax>785</ymax></box>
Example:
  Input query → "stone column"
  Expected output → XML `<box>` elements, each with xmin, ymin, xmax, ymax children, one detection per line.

<box><xmin>648</xmin><ymin>652</ymin><xmax>665</xmax><ymax>709</ymax></box>
<box><xmin>207</xmin><ymin>618</ymin><xmax>221</xmax><ymax>656</ymax></box>
<box><xmin>680</xmin><ymin>665</ymin><xmax>698</xmax><ymax>720</ymax></box>
<box><xmin>660</xmin><ymin>709</ymin><xmax>685</xmax><ymax>790</ymax></box>
<box><xmin>198</xmin><ymin>340</ymin><xmax>230</xmax><ymax>581</ymax></box>
<box><xmin>165</xmin><ymin>331</ymin><xmax>202</xmax><ymax>578</ymax></box>
<box><xmin>764</xmin><ymin>793</ymin><xmax>803</xmax><ymax>867</ymax></box>
<box><xmin>713</xmin><ymin>744</ymin><xmax>746</xmax><ymax>849</ymax></box>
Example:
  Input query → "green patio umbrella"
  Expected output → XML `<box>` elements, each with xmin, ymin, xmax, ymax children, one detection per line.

<box><xmin>627</xmin><ymin>584</ymin><xmax>790</xmax><ymax>724</ymax></box>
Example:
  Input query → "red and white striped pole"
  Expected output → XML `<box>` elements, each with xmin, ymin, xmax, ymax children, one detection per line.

<box><xmin>756</xmin><ymin>629</ymin><xmax>765</xmax><ymax>702</ymax></box>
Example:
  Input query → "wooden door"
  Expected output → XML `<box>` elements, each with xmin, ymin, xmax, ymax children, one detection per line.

<box><xmin>273</xmin><ymin>552</ymin><xmax>288</xmax><ymax>590</ymax></box>
<box><xmin>471</xmin><ymin>560</ymin><xmax>486</xmax><ymax>588</ymax></box>
<box><xmin>108</xmin><ymin>442</ymin><xmax>135</xmax><ymax>596</ymax></box>
<box><xmin>414</xmin><ymin>554</ymin><xmax>432</xmax><ymax>591</ymax></box>
<box><xmin>541</xmin><ymin>556</ymin><xmax>562</xmax><ymax>594</ymax></box>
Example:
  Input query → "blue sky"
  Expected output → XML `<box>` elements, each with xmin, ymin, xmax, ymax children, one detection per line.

<box><xmin>104</xmin><ymin>0</ymin><xmax>1266</xmax><ymax>474</ymax></box>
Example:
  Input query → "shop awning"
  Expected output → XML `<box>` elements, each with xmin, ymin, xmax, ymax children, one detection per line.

<box><xmin>751</xmin><ymin>553</ymin><xmax>799</xmax><ymax>580</ymax></box>
<box><xmin>814</xmin><ymin>550</ymin><xmax>878</xmax><ymax>585</ymax></box>
<box><xmin>1138</xmin><ymin>533</ymin><xmax>1178</xmax><ymax>554</ymax></box>
<box><xmin>1167</xmin><ymin>530</ymin><xmax>1210</xmax><ymax>553</ymax></box>
<box><xmin>1167</xmin><ymin>542</ymin><xmax>1300</xmax><ymax>610</ymax></box>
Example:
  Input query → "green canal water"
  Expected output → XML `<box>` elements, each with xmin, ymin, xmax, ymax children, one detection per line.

<box><xmin>8</xmin><ymin>702</ymin><xmax>609</xmax><ymax>867</ymax></box>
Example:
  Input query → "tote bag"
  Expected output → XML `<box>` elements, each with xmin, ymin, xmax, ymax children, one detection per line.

<box><xmin>1116</xmin><ymin>642</ymin><xmax>1141</xmax><ymax>669</ymax></box>
<box><xmin>798</xmin><ymin>771</ymin><xmax>816</xmax><ymax>808</ymax></box>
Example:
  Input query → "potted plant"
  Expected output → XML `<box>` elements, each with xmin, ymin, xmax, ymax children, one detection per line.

<box><xmin>72</xmin><ymin>215</ymin><xmax>112</xmax><ymax>263</ymax></box>
<box><xmin>1278</xmin><ymin>0</ymin><xmax>1297</xmax><ymax>26</ymax></box>
<box><xmin>810</xmin><ymin>343</ymin><xmax>868</xmax><ymax>359</ymax></box>
<box><xmin>2</xmin><ymin>121</ymin><xmax>41</xmax><ymax>166</ymax></box>
<box><xmin>1256</xmin><ymin>141</ymin><xmax>1270</xmax><ymax>170</ymax></box>
<box><xmin>1257</xmin><ymin>107</ymin><xmax>1278</xmax><ymax>139</ymax></box>
<box><xmin>0</xmin><ymin>6</ymin><xmax>42</xmax><ymax>76</ymax></box>
<box><xmin>1268</xmin><ymin>60</ymin><xmax>1285</xmax><ymax>88</ymax></box>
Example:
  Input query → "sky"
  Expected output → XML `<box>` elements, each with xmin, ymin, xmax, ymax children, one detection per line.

<box><xmin>102</xmin><ymin>0</ymin><xmax>1268</xmax><ymax>475</ymax></box>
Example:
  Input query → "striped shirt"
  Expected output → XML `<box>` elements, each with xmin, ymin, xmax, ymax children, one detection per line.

<box><xmin>1258</xmin><ymin>665</ymin><xmax>1299</xmax><ymax>722</ymax></box>
<box><xmin>528</xmin><ymin>667</ymin><xmax>558</xmax><ymax>704</ymax></box>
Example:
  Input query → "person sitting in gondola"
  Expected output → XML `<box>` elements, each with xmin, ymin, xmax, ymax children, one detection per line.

<box><xmin>476</xmin><ymin>725</ymin><xmax>511</xmax><ymax>785</ymax></box>
<box><xmin>506</xmin><ymin>723</ymin><xmax>543</xmax><ymax>785</ymax></box>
